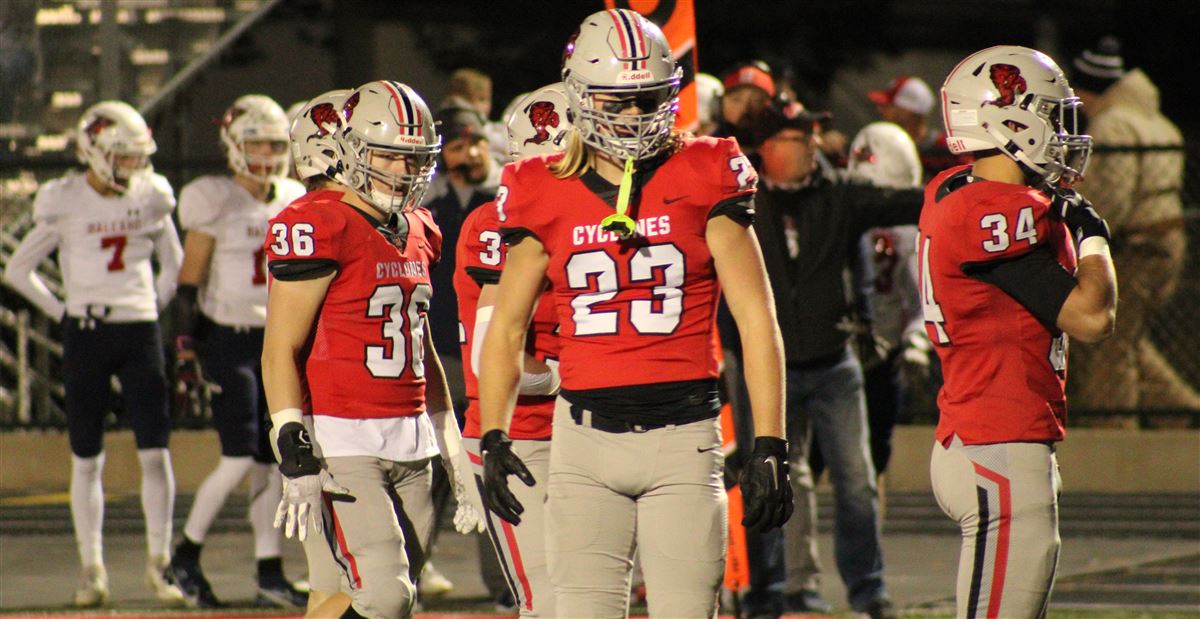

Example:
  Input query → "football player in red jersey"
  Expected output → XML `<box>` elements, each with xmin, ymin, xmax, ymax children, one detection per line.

<box><xmin>477</xmin><ymin>10</ymin><xmax>791</xmax><ymax>617</ymax></box>
<box><xmin>922</xmin><ymin>46</ymin><xmax>1117</xmax><ymax>618</ymax></box>
<box><xmin>261</xmin><ymin>80</ymin><xmax>473</xmax><ymax>619</ymax></box>
<box><xmin>454</xmin><ymin>83</ymin><xmax>572</xmax><ymax>617</ymax></box>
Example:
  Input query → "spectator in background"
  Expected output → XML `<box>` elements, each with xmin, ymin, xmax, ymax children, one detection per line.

<box><xmin>847</xmin><ymin>121</ymin><xmax>928</xmax><ymax>504</ymax></box>
<box><xmin>751</xmin><ymin>99</ymin><xmax>923</xmax><ymax>619</ymax></box>
<box><xmin>869</xmin><ymin>75</ymin><xmax>968</xmax><ymax>180</ymax></box>
<box><xmin>1068</xmin><ymin>37</ymin><xmax>1199</xmax><ymax>421</ymax></box>
<box><xmin>420</xmin><ymin>104</ymin><xmax>501</xmax><ymax>600</ymax></box>
<box><xmin>443</xmin><ymin>67</ymin><xmax>508</xmax><ymax>163</ymax></box>
<box><xmin>714</xmin><ymin>60</ymin><xmax>776</xmax><ymax>155</ymax></box>
<box><xmin>425</xmin><ymin>105</ymin><xmax>501</xmax><ymax>404</ymax></box>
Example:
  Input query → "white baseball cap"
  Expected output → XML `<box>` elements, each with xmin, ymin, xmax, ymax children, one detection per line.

<box><xmin>868</xmin><ymin>75</ymin><xmax>934</xmax><ymax>116</ymax></box>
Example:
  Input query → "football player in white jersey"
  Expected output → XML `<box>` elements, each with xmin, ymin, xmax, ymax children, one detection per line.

<box><xmin>3</xmin><ymin>100</ymin><xmax>185</xmax><ymax>608</ymax></box>
<box><xmin>164</xmin><ymin>94</ymin><xmax>308</xmax><ymax>609</ymax></box>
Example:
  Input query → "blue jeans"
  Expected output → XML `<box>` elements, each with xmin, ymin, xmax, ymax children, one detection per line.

<box><xmin>784</xmin><ymin>347</ymin><xmax>887</xmax><ymax>609</ymax></box>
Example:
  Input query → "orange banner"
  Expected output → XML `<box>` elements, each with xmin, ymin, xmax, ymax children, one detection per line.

<box><xmin>604</xmin><ymin>0</ymin><xmax>699</xmax><ymax>131</ymax></box>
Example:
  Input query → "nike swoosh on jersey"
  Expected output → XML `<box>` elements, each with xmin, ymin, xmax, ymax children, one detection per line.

<box><xmin>663</xmin><ymin>195</ymin><xmax>689</xmax><ymax>204</ymax></box>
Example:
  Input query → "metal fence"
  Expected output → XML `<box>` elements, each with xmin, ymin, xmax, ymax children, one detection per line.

<box><xmin>2</xmin><ymin>143</ymin><xmax>1199</xmax><ymax>428</ymax></box>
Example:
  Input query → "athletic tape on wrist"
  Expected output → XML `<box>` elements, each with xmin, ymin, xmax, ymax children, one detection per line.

<box><xmin>268</xmin><ymin>408</ymin><xmax>304</xmax><ymax>464</ymax></box>
<box><xmin>1079</xmin><ymin>236</ymin><xmax>1111</xmax><ymax>260</ymax></box>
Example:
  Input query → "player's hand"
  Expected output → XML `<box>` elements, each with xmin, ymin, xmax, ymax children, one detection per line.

<box><xmin>173</xmin><ymin>357</ymin><xmax>206</xmax><ymax>418</ymax></box>
<box><xmin>480</xmin><ymin>429</ymin><xmax>535</xmax><ymax>526</ymax></box>
<box><xmin>273</xmin><ymin>470</ymin><xmax>354</xmax><ymax>541</ymax></box>
<box><xmin>272</xmin><ymin>422</ymin><xmax>354</xmax><ymax>541</ymax></box>
<box><xmin>1050</xmin><ymin>188</ymin><xmax>1111</xmax><ymax>243</ymax></box>
<box><xmin>739</xmin><ymin>436</ymin><xmax>794</xmax><ymax>531</ymax></box>
<box><xmin>452</xmin><ymin>469</ymin><xmax>486</xmax><ymax>534</ymax></box>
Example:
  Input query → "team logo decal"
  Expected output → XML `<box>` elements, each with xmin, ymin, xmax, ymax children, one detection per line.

<box><xmin>221</xmin><ymin>105</ymin><xmax>246</xmax><ymax>129</ymax></box>
<box><xmin>309</xmin><ymin>102</ymin><xmax>340</xmax><ymax>137</ymax></box>
<box><xmin>342</xmin><ymin>91</ymin><xmax>361</xmax><ymax>122</ymax></box>
<box><xmin>84</xmin><ymin>115</ymin><xmax>115</xmax><ymax>138</ymax></box>
<box><xmin>523</xmin><ymin>101</ymin><xmax>560</xmax><ymax>146</ymax></box>
<box><xmin>986</xmin><ymin>63</ymin><xmax>1027</xmax><ymax>107</ymax></box>
<box><xmin>562</xmin><ymin>28</ymin><xmax>580</xmax><ymax>65</ymax></box>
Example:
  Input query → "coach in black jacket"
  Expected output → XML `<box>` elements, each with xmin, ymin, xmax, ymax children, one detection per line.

<box><xmin>753</xmin><ymin>100</ymin><xmax>920</xmax><ymax>619</ymax></box>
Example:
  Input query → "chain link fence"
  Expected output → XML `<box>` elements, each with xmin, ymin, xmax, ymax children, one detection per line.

<box><xmin>3</xmin><ymin>143</ymin><xmax>1199</xmax><ymax>429</ymax></box>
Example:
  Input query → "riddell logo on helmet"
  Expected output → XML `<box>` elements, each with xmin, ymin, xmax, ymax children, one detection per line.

<box><xmin>394</xmin><ymin>135</ymin><xmax>425</xmax><ymax>146</ymax></box>
<box><xmin>618</xmin><ymin>70</ymin><xmax>653</xmax><ymax>82</ymax></box>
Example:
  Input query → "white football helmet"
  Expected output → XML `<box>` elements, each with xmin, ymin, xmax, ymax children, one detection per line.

<box><xmin>220</xmin><ymin>94</ymin><xmax>290</xmax><ymax>183</ymax></box>
<box><xmin>561</xmin><ymin>9</ymin><xmax>682</xmax><ymax>162</ymax></box>
<box><xmin>504</xmin><ymin>83</ymin><xmax>574</xmax><ymax>161</ymax></box>
<box><xmin>76</xmin><ymin>100</ymin><xmax>156</xmax><ymax>193</ymax></box>
<box><xmin>848</xmin><ymin>122</ymin><xmax>922</xmax><ymax>189</ymax></box>
<box><xmin>289</xmin><ymin>89</ymin><xmax>351</xmax><ymax>181</ymax></box>
<box><xmin>336</xmin><ymin>80</ymin><xmax>441</xmax><ymax>214</ymax></box>
<box><xmin>941</xmin><ymin>45</ymin><xmax>1092</xmax><ymax>185</ymax></box>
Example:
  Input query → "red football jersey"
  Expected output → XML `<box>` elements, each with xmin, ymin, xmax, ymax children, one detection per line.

<box><xmin>265</xmin><ymin>190</ymin><xmax>442</xmax><ymax>420</ymax></box>
<box><xmin>917</xmin><ymin>166</ymin><xmax>1077</xmax><ymax>445</ymax></box>
<box><xmin>454</xmin><ymin>202</ymin><xmax>558</xmax><ymax>439</ymax></box>
<box><xmin>497</xmin><ymin>136</ymin><xmax>757</xmax><ymax>392</ymax></box>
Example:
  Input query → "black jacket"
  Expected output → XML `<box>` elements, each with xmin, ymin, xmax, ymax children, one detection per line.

<box><xmin>754</xmin><ymin>163</ymin><xmax>923</xmax><ymax>365</ymax></box>
<box><xmin>426</xmin><ymin>185</ymin><xmax>496</xmax><ymax>359</ymax></box>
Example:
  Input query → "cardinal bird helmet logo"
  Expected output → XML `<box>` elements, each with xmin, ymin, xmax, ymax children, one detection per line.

<box><xmin>987</xmin><ymin>63</ymin><xmax>1027</xmax><ymax>107</ymax></box>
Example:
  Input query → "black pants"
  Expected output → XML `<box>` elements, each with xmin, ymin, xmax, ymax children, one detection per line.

<box><xmin>200</xmin><ymin>322</ymin><xmax>273</xmax><ymax>463</ymax></box>
<box><xmin>62</xmin><ymin>318</ymin><xmax>170</xmax><ymax>457</ymax></box>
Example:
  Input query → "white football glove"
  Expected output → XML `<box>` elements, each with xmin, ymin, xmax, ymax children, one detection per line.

<box><xmin>452</xmin><ymin>469</ymin><xmax>486</xmax><ymax>534</ymax></box>
<box><xmin>273</xmin><ymin>471</ymin><xmax>353</xmax><ymax>542</ymax></box>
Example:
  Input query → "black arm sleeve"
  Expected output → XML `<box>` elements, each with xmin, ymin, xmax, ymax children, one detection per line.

<box><xmin>707</xmin><ymin>196</ymin><xmax>756</xmax><ymax>226</ymax></box>
<box><xmin>961</xmin><ymin>245</ymin><xmax>1076</xmax><ymax>330</ymax></box>
<box><xmin>499</xmin><ymin>227</ymin><xmax>539</xmax><ymax>246</ymax></box>
<box><xmin>172</xmin><ymin>284</ymin><xmax>200</xmax><ymax>339</ymax></box>
<box><xmin>268</xmin><ymin>258</ymin><xmax>339</xmax><ymax>281</ymax></box>
<box><xmin>466</xmin><ymin>266</ymin><xmax>501</xmax><ymax>286</ymax></box>
<box><xmin>845</xmin><ymin>179</ymin><xmax>924</xmax><ymax>235</ymax></box>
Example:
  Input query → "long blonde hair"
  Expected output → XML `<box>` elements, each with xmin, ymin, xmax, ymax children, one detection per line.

<box><xmin>548</xmin><ymin>128</ymin><xmax>689</xmax><ymax>180</ymax></box>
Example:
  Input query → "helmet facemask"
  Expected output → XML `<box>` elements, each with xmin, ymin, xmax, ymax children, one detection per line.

<box><xmin>231</xmin><ymin>138</ymin><xmax>289</xmax><ymax>184</ymax></box>
<box><xmin>985</xmin><ymin>93</ymin><xmax>1092</xmax><ymax>185</ymax></box>
<box><xmin>220</xmin><ymin>95</ymin><xmax>291</xmax><ymax>185</ymax></box>
<box><xmin>343</xmin><ymin>135</ymin><xmax>440</xmax><ymax>215</ymax></box>
<box><xmin>99</xmin><ymin>150</ymin><xmax>153</xmax><ymax>192</ymax></box>
<box><xmin>565</xmin><ymin>73</ymin><xmax>681</xmax><ymax>162</ymax></box>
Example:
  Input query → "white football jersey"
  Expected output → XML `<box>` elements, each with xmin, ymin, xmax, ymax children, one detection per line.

<box><xmin>178</xmin><ymin>175</ymin><xmax>305</xmax><ymax>327</ymax></box>
<box><xmin>860</xmin><ymin>224</ymin><xmax>921</xmax><ymax>350</ymax></box>
<box><xmin>27</xmin><ymin>171</ymin><xmax>180</xmax><ymax>321</ymax></box>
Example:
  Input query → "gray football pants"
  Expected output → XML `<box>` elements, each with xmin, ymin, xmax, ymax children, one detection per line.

<box><xmin>547</xmin><ymin>398</ymin><xmax>727</xmax><ymax>618</ymax></box>
<box><xmin>321</xmin><ymin>455</ymin><xmax>434</xmax><ymax>619</ymax></box>
<box><xmin>931</xmin><ymin>438</ymin><xmax>1062</xmax><ymax>619</ymax></box>
<box><xmin>462</xmin><ymin>437</ymin><xmax>553</xmax><ymax>617</ymax></box>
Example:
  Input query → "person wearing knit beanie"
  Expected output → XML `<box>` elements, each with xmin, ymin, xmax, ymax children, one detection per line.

<box><xmin>1071</xmin><ymin>35</ymin><xmax>1126</xmax><ymax>96</ymax></box>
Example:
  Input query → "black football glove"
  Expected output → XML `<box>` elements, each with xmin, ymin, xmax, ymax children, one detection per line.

<box><xmin>480</xmin><ymin>429</ymin><xmax>536</xmax><ymax>525</ymax></box>
<box><xmin>739</xmin><ymin>436</ymin><xmax>794</xmax><ymax>531</ymax></box>
<box><xmin>1050</xmin><ymin>188</ymin><xmax>1111</xmax><ymax>244</ymax></box>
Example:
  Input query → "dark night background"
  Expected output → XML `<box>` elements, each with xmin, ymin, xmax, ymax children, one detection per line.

<box><xmin>168</xmin><ymin>0</ymin><xmax>1196</xmax><ymax>151</ymax></box>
